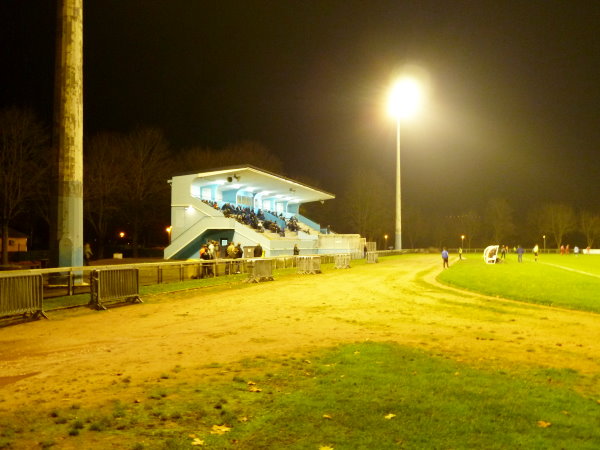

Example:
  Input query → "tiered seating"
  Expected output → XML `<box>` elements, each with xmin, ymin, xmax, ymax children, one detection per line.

<box><xmin>201</xmin><ymin>200</ymin><xmax>316</xmax><ymax>238</ymax></box>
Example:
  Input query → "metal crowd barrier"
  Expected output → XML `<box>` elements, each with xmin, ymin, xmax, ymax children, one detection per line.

<box><xmin>246</xmin><ymin>258</ymin><xmax>274</xmax><ymax>283</ymax></box>
<box><xmin>334</xmin><ymin>253</ymin><xmax>351</xmax><ymax>269</ymax></box>
<box><xmin>0</xmin><ymin>274</ymin><xmax>47</xmax><ymax>320</ymax></box>
<box><xmin>89</xmin><ymin>268</ymin><xmax>142</xmax><ymax>310</ymax></box>
<box><xmin>366</xmin><ymin>251</ymin><xmax>379</xmax><ymax>264</ymax></box>
<box><xmin>296</xmin><ymin>255</ymin><xmax>322</xmax><ymax>274</ymax></box>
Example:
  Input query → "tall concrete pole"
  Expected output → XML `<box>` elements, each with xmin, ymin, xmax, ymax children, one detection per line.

<box><xmin>395</xmin><ymin>117</ymin><xmax>402</xmax><ymax>250</ymax></box>
<box><xmin>54</xmin><ymin>0</ymin><xmax>84</xmax><ymax>267</ymax></box>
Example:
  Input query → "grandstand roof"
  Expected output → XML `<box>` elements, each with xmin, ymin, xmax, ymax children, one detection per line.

<box><xmin>173</xmin><ymin>165</ymin><xmax>335</xmax><ymax>204</ymax></box>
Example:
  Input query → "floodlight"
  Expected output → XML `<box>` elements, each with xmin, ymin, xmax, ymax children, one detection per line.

<box><xmin>388</xmin><ymin>78</ymin><xmax>422</xmax><ymax>119</ymax></box>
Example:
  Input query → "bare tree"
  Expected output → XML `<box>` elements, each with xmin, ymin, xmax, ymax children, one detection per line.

<box><xmin>459</xmin><ymin>210</ymin><xmax>481</xmax><ymax>250</ymax></box>
<box><xmin>538</xmin><ymin>203</ymin><xmax>577</xmax><ymax>248</ymax></box>
<box><xmin>404</xmin><ymin>206</ymin><xmax>427</xmax><ymax>249</ymax></box>
<box><xmin>0</xmin><ymin>107</ymin><xmax>48</xmax><ymax>265</ymax></box>
<box><xmin>118</xmin><ymin>128</ymin><xmax>173</xmax><ymax>257</ymax></box>
<box><xmin>341</xmin><ymin>169</ymin><xmax>391</xmax><ymax>242</ymax></box>
<box><xmin>84</xmin><ymin>132</ymin><xmax>128</xmax><ymax>259</ymax></box>
<box><xmin>485</xmin><ymin>198</ymin><xmax>515</xmax><ymax>244</ymax></box>
<box><xmin>580</xmin><ymin>211</ymin><xmax>600</xmax><ymax>248</ymax></box>
<box><xmin>178</xmin><ymin>141</ymin><xmax>283</xmax><ymax>174</ymax></box>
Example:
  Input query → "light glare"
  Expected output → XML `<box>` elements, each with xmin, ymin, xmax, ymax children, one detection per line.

<box><xmin>388</xmin><ymin>78</ymin><xmax>422</xmax><ymax>119</ymax></box>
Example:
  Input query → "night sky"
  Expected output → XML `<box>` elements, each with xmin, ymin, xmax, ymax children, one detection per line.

<box><xmin>2</xmin><ymin>0</ymin><xmax>599</xmax><ymax>219</ymax></box>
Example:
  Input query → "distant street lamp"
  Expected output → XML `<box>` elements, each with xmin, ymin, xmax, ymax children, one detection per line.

<box><xmin>461</xmin><ymin>234</ymin><xmax>465</xmax><ymax>250</ymax></box>
<box><xmin>384</xmin><ymin>234</ymin><xmax>388</xmax><ymax>249</ymax></box>
<box><xmin>119</xmin><ymin>231</ymin><xmax>126</xmax><ymax>239</ymax></box>
<box><xmin>166</xmin><ymin>226</ymin><xmax>172</xmax><ymax>243</ymax></box>
<box><xmin>388</xmin><ymin>77</ymin><xmax>423</xmax><ymax>250</ymax></box>
<box><xmin>543</xmin><ymin>235</ymin><xmax>546</xmax><ymax>253</ymax></box>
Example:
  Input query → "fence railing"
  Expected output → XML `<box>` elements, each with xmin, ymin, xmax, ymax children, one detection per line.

<box><xmin>296</xmin><ymin>256</ymin><xmax>322</xmax><ymax>274</ymax></box>
<box><xmin>0</xmin><ymin>273</ymin><xmax>47</xmax><ymax>319</ymax></box>
<box><xmin>334</xmin><ymin>254</ymin><xmax>351</xmax><ymax>269</ymax></box>
<box><xmin>89</xmin><ymin>268</ymin><xmax>142</xmax><ymax>310</ymax></box>
<box><xmin>0</xmin><ymin>252</ymin><xmax>395</xmax><ymax>320</ymax></box>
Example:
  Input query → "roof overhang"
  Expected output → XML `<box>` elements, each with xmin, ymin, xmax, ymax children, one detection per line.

<box><xmin>172</xmin><ymin>165</ymin><xmax>335</xmax><ymax>204</ymax></box>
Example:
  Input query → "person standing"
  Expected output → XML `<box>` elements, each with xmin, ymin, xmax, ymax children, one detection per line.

<box><xmin>226</xmin><ymin>241</ymin><xmax>237</xmax><ymax>274</ymax></box>
<box><xmin>200</xmin><ymin>244</ymin><xmax>210</xmax><ymax>277</ymax></box>
<box><xmin>441</xmin><ymin>248</ymin><xmax>449</xmax><ymax>268</ymax></box>
<box><xmin>84</xmin><ymin>243</ymin><xmax>93</xmax><ymax>265</ymax></box>
<box><xmin>293</xmin><ymin>244</ymin><xmax>300</xmax><ymax>255</ymax></box>
<box><xmin>458</xmin><ymin>247</ymin><xmax>463</xmax><ymax>260</ymax></box>
<box><xmin>517</xmin><ymin>245</ymin><xmax>524</xmax><ymax>262</ymax></box>
<box><xmin>533</xmin><ymin>244</ymin><xmax>539</xmax><ymax>262</ymax></box>
<box><xmin>254</xmin><ymin>243</ymin><xmax>263</xmax><ymax>257</ymax></box>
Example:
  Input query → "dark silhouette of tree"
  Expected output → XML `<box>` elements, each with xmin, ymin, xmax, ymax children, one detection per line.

<box><xmin>118</xmin><ymin>128</ymin><xmax>173</xmax><ymax>257</ymax></box>
<box><xmin>340</xmin><ymin>169</ymin><xmax>391</xmax><ymax>242</ymax></box>
<box><xmin>84</xmin><ymin>132</ymin><xmax>128</xmax><ymax>259</ymax></box>
<box><xmin>404</xmin><ymin>206</ymin><xmax>427</xmax><ymax>249</ymax></box>
<box><xmin>0</xmin><ymin>107</ymin><xmax>48</xmax><ymax>265</ymax></box>
<box><xmin>580</xmin><ymin>211</ymin><xmax>600</xmax><ymax>248</ymax></box>
<box><xmin>485</xmin><ymin>198</ymin><xmax>515</xmax><ymax>244</ymax></box>
<box><xmin>177</xmin><ymin>141</ymin><xmax>283</xmax><ymax>174</ymax></box>
<box><xmin>537</xmin><ymin>203</ymin><xmax>577</xmax><ymax>248</ymax></box>
<box><xmin>459</xmin><ymin>211</ymin><xmax>481</xmax><ymax>250</ymax></box>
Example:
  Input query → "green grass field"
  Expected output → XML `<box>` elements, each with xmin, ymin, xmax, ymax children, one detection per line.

<box><xmin>3</xmin><ymin>255</ymin><xmax>599</xmax><ymax>449</ymax></box>
<box><xmin>438</xmin><ymin>253</ymin><xmax>600</xmax><ymax>313</ymax></box>
<box><xmin>3</xmin><ymin>342</ymin><xmax>598</xmax><ymax>449</ymax></box>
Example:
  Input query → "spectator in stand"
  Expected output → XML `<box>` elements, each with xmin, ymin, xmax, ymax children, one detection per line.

<box><xmin>293</xmin><ymin>244</ymin><xmax>300</xmax><ymax>255</ymax></box>
<box><xmin>254</xmin><ymin>243</ymin><xmax>263</xmax><ymax>257</ymax></box>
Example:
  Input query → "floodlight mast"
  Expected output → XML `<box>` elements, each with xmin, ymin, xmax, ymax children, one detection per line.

<box><xmin>388</xmin><ymin>78</ymin><xmax>422</xmax><ymax>250</ymax></box>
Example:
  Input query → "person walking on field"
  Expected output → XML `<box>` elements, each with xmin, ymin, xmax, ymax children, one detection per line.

<box><xmin>441</xmin><ymin>248</ymin><xmax>449</xmax><ymax>268</ymax></box>
<box><xmin>533</xmin><ymin>244</ymin><xmax>539</xmax><ymax>262</ymax></box>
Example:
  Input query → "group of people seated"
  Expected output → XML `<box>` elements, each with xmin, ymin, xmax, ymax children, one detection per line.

<box><xmin>201</xmin><ymin>200</ymin><xmax>312</xmax><ymax>236</ymax></box>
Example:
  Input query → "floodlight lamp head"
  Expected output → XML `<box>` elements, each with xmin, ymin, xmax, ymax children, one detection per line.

<box><xmin>388</xmin><ymin>77</ymin><xmax>422</xmax><ymax>120</ymax></box>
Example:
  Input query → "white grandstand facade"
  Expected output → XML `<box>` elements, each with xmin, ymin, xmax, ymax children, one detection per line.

<box><xmin>164</xmin><ymin>165</ymin><xmax>365</xmax><ymax>259</ymax></box>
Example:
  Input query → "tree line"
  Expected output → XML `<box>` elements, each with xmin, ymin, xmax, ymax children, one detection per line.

<box><xmin>0</xmin><ymin>107</ymin><xmax>284</xmax><ymax>262</ymax></box>
<box><xmin>1</xmin><ymin>106</ymin><xmax>599</xmax><ymax>264</ymax></box>
<box><xmin>315</xmin><ymin>192</ymin><xmax>600</xmax><ymax>252</ymax></box>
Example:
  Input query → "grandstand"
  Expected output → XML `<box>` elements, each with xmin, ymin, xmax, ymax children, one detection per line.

<box><xmin>164</xmin><ymin>166</ymin><xmax>365</xmax><ymax>259</ymax></box>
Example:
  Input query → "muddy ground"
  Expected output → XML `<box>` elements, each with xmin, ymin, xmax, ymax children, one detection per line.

<box><xmin>1</xmin><ymin>254</ymin><xmax>599</xmax><ymax>416</ymax></box>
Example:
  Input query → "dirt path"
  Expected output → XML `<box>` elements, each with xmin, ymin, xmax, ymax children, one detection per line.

<box><xmin>1</xmin><ymin>255</ymin><xmax>599</xmax><ymax>414</ymax></box>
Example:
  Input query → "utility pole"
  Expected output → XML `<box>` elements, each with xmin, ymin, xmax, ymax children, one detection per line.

<box><xmin>53</xmin><ymin>0</ymin><xmax>84</xmax><ymax>267</ymax></box>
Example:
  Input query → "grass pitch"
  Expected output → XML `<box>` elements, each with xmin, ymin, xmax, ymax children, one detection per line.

<box><xmin>2</xmin><ymin>254</ymin><xmax>599</xmax><ymax>449</ymax></box>
<box><xmin>3</xmin><ymin>342</ymin><xmax>598</xmax><ymax>449</ymax></box>
<box><xmin>437</xmin><ymin>254</ymin><xmax>600</xmax><ymax>313</ymax></box>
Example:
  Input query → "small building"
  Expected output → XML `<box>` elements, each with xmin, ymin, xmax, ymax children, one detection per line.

<box><xmin>0</xmin><ymin>228</ymin><xmax>28</xmax><ymax>253</ymax></box>
<box><xmin>164</xmin><ymin>165</ymin><xmax>364</xmax><ymax>259</ymax></box>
